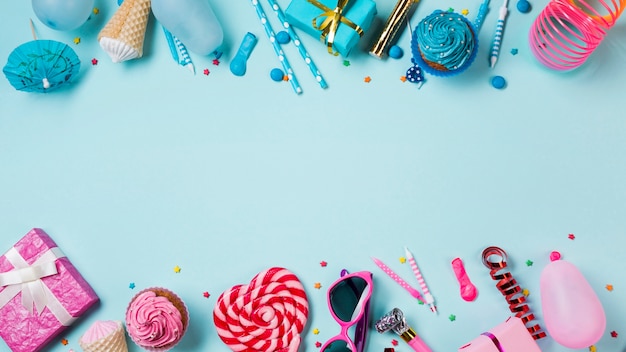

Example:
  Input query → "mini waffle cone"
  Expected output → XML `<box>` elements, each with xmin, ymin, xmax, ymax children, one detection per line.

<box><xmin>127</xmin><ymin>287</ymin><xmax>189</xmax><ymax>351</ymax></box>
<box><xmin>98</xmin><ymin>0</ymin><xmax>151</xmax><ymax>62</ymax></box>
<box><xmin>79</xmin><ymin>321</ymin><xmax>128</xmax><ymax>352</ymax></box>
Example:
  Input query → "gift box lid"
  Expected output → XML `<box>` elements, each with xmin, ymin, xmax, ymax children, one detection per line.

<box><xmin>285</xmin><ymin>0</ymin><xmax>377</xmax><ymax>57</ymax></box>
<box><xmin>0</xmin><ymin>228</ymin><xmax>99</xmax><ymax>352</ymax></box>
<box><xmin>458</xmin><ymin>316</ymin><xmax>542</xmax><ymax>352</ymax></box>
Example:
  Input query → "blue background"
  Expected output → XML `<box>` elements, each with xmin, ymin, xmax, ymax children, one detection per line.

<box><xmin>1</xmin><ymin>0</ymin><xmax>625</xmax><ymax>351</ymax></box>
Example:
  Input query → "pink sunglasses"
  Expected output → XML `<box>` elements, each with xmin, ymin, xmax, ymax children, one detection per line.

<box><xmin>320</xmin><ymin>270</ymin><xmax>374</xmax><ymax>352</ymax></box>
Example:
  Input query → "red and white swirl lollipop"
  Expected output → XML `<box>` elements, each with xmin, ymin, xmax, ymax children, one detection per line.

<box><xmin>213</xmin><ymin>267</ymin><xmax>309</xmax><ymax>352</ymax></box>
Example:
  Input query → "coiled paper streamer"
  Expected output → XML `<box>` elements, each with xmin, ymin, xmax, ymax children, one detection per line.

<box><xmin>213</xmin><ymin>267</ymin><xmax>309</xmax><ymax>352</ymax></box>
<box><xmin>529</xmin><ymin>0</ymin><xmax>625</xmax><ymax>70</ymax></box>
<box><xmin>481</xmin><ymin>247</ymin><xmax>546</xmax><ymax>340</ymax></box>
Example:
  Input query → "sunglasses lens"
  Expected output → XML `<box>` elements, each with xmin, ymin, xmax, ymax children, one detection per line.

<box><xmin>329</xmin><ymin>276</ymin><xmax>368</xmax><ymax>322</ymax></box>
<box><xmin>322</xmin><ymin>339</ymin><xmax>351</xmax><ymax>352</ymax></box>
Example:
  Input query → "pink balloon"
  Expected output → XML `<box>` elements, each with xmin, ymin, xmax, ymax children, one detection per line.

<box><xmin>540</xmin><ymin>258</ymin><xmax>606</xmax><ymax>349</ymax></box>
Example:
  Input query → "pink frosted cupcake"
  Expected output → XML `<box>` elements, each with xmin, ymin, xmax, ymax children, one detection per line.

<box><xmin>79</xmin><ymin>320</ymin><xmax>128</xmax><ymax>352</ymax></box>
<box><xmin>125</xmin><ymin>288</ymin><xmax>189</xmax><ymax>351</ymax></box>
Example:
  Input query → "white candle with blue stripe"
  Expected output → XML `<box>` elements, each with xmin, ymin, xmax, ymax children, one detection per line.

<box><xmin>489</xmin><ymin>0</ymin><xmax>508</xmax><ymax>68</ymax></box>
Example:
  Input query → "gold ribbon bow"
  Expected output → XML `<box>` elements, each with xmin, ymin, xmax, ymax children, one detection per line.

<box><xmin>307</xmin><ymin>0</ymin><xmax>364</xmax><ymax>55</ymax></box>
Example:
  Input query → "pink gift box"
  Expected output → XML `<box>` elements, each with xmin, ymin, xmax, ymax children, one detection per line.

<box><xmin>0</xmin><ymin>228</ymin><xmax>99</xmax><ymax>352</ymax></box>
<box><xmin>458</xmin><ymin>316</ymin><xmax>542</xmax><ymax>352</ymax></box>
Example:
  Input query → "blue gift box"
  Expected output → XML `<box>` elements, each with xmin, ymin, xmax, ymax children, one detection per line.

<box><xmin>285</xmin><ymin>0</ymin><xmax>377</xmax><ymax>57</ymax></box>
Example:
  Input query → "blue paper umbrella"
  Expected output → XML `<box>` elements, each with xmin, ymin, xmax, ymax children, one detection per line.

<box><xmin>3</xmin><ymin>39</ymin><xmax>80</xmax><ymax>93</ymax></box>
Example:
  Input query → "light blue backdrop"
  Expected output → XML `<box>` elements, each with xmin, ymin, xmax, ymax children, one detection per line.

<box><xmin>1</xmin><ymin>0</ymin><xmax>625</xmax><ymax>351</ymax></box>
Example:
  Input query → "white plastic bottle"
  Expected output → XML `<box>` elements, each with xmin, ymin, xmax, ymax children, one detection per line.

<box><xmin>151</xmin><ymin>0</ymin><xmax>224</xmax><ymax>56</ymax></box>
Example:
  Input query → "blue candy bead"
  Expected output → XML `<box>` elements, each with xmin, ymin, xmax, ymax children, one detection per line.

<box><xmin>270</xmin><ymin>68</ymin><xmax>284</xmax><ymax>82</ymax></box>
<box><xmin>388</xmin><ymin>45</ymin><xmax>404</xmax><ymax>59</ymax></box>
<box><xmin>517</xmin><ymin>0</ymin><xmax>531</xmax><ymax>13</ymax></box>
<box><xmin>491</xmin><ymin>75</ymin><xmax>506</xmax><ymax>89</ymax></box>
<box><xmin>275</xmin><ymin>31</ymin><xmax>291</xmax><ymax>44</ymax></box>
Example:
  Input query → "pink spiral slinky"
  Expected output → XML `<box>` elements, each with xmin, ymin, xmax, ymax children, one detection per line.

<box><xmin>213</xmin><ymin>267</ymin><xmax>309</xmax><ymax>352</ymax></box>
<box><xmin>529</xmin><ymin>0</ymin><xmax>625</xmax><ymax>70</ymax></box>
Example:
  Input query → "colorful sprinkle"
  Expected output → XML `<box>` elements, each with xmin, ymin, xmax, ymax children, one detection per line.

<box><xmin>447</xmin><ymin>7</ymin><xmax>454</xmax><ymax>12</ymax></box>
<box><xmin>511</xmin><ymin>48</ymin><xmax>519</xmax><ymax>55</ymax></box>
<box><xmin>568</xmin><ymin>233</ymin><xmax>576</xmax><ymax>240</ymax></box>
<box><xmin>550</xmin><ymin>251</ymin><xmax>561</xmax><ymax>261</ymax></box>
<box><xmin>589</xmin><ymin>345</ymin><xmax>597</xmax><ymax>352</ymax></box>
<box><xmin>61</xmin><ymin>338</ymin><xmax>68</xmax><ymax>345</ymax></box>
<box><xmin>313</xmin><ymin>328</ymin><xmax>319</xmax><ymax>335</ymax></box>
<box><xmin>526</xmin><ymin>260</ymin><xmax>534</xmax><ymax>266</ymax></box>
<box><xmin>399</xmin><ymin>257</ymin><xmax>406</xmax><ymax>264</ymax></box>
<box><xmin>315</xmin><ymin>341</ymin><xmax>322</xmax><ymax>348</ymax></box>
<box><xmin>174</xmin><ymin>265</ymin><xmax>181</xmax><ymax>273</ymax></box>
<box><xmin>93</xmin><ymin>7</ymin><xmax>99</xmax><ymax>14</ymax></box>
<box><xmin>73</xmin><ymin>37</ymin><xmax>80</xmax><ymax>45</ymax></box>
<box><xmin>449</xmin><ymin>314</ymin><xmax>456</xmax><ymax>322</ymax></box>
<box><xmin>611</xmin><ymin>330</ymin><xmax>618</xmax><ymax>338</ymax></box>
<box><xmin>91</xmin><ymin>58</ymin><xmax>98</xmax><ymax>65</ymax></box>
<box><xmin>314</xmin><ymin>282</ymin><xmax>322</xmax><ymax>289</ymax></box>
<box><xmin>606</xmin><ymin>284</ymin><xmax>614</xmax><ymax>291</ymax></box>
<box><xmin>343</xmin><ymin>60</ymin><xmax>350</xmax><ymax>67</ymax></box>
<box><xmin>461</xmin><ymin>8</ymin><xmax>469</xmax><ymax>15</ymax></box>
<box><xmin>391</xmin><ymin>339</ymin><xmax>399</xmax><ymax>346</ymax></box>
<box><xmin>320</xmin><ymin>261</ymin><xmax>328</xmax><ymax>267</ymax></box>
<box><xmin>212</xmin><ymin>59</ymin><xmax>220</xmax><ymax>66</ymax></box>
<box><xmin>364</xmin><ymin>76</ymin><xmax>372</xmax><ymax>83</ymax></box>
<box><xmin>203</xmin><ymin>291</ymin><xmax>210</xmax><ymax>298</ymax></box>
<box><xmin>400</xmin><ymin>76</ymin><xmax>407</xmax><ymax>82</ymax></box>
<box><xmin>203</xmin><ymin>68</ymin><xmax>210</xmax><ymax>76</ymax></box>
<box><xmin>129</xmin><ymin>282</ymin><xmax>136</xmax><ymax>289</ymax></box>
<box><xmin>522</xmin><ymin>288</ymin><xmax>530</xmax><ymax>297</ymax></box>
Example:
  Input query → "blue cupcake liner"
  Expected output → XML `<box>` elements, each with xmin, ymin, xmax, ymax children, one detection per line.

<box><xmin>410</xmin><ymin>10</ymin><xmax>479</xmax><ymax>78</ymax></box>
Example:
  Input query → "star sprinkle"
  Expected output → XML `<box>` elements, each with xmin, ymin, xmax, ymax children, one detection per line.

<box><xmin>589</xmin><ymin>346</ymin><xmax>597</xmax><ymax>352</ymax></box>
<box><xmin>522</xmin><ymin>288</ymin><xmax>530</xmax><ymax>297</ymax></box>
<box><xmin>61</xmin><ymin>338</ymin><xmax>68</xmax><ymax>345</ymax></box>
<box><xmin>364</xmin><ymin>76</ymin><xmax>372</xmax><ymax>83</ymax></box>
<box><xmin>73</xmin><ymin>37</ymin><xmax>80</xmax><ymax>45</ymax></box>
<box><xmin>315</xmin><ymin>341</ymin><xmax>322</xmax><ymax>348</ymax></box>
<box><xmin>611</xmin><ymin>330</ymin><xmax>618</xmax><ymax>338</ymax></box>
<box><xmin>313</xmin><ymin>328</ymin><xmax>320</xmax><ymax>335</ymax></box>
<box><xmin>343</xmin><ymin>60</ymin><xmax>350</xmax><ymax>67</ymax></box>
<box><xmin>129</xmin><ymin>282</ymin><xmax>136</xmax><ymax>289</ymax></box>
<box><xmin>511</xmin><ymin>48</ymin><xmax>519</xmax><ymax>55</ymax></box>
<box><xmin>212</xmin><ymin>58</ymin><xmax>220</xmax><ymax>66</ymax></box>
<box><xmin>447</xmin><ymin>7</ymin><xmax>454</xmax><ymax>12</ymax></box>
<box><xmin>606</xmin><ymin>284</ymin><xmax>614</xmax><ymax>291</ymax></box>
<box><xmin>314</xmin><ymin>282</ymin><xmax>322</xmax><ymax>289</ymax></box>
<box><xmin>526</xmin><ymin>260</ymin><xmax>534</xmax><ymax>266</ymax></box>
<box><xmin>174</xmin><ymin>265</ymin><xmax>181</xmax><ymax>273</ymax></box>
<box><xmin>203</xmin><ymin>68</ymin><xmax>210</xmax><ymax>76</ymax></box>
<box><xmin>93</xmin><ymin>7</ymin><xmax>99</xmax><ymax>14</ymax></box>
<box><xmin>449</xmin><ymin>314</ymin><xmax>456</xmax><ymax>322</ymax></box>
<box><xmin>399</xmin><ymin>257</ymin><xmax>406</xmax><ymax>264</ymax></box>
<box><xmin>320</xmin><ymin>261</ymin><xmax>327</xmax><ymax>267</ymax></box>
<box><xmin>461</xmin><ymin>8</ymin><xmax>469</xmax><ymax>15</ymax></box>
<box><xmin>91</xmin><ymin>58</ymin><xmax>98</xmax><ymax>65</ymax></box>
<box><xmin>391</xmin><ymin>339</ymin><xmax>399</xmax><ymax>346</ymax></box>
<box><xmin>203</xmin><ymin>291</ymin><xmax>210</xmax><ymax>298</ymax></box>
<box><xmin>400</xmin><ymin>76</ymin><xmax>407</xmax><ymax>82</ymax></box>
<box><xmin>568</xmin><ymin>233</ymin><xmax>576</xmax><ymax>240</ymax></box>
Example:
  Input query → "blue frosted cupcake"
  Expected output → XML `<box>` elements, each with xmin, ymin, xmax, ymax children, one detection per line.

<box><xmin>411</xmin><ymin>10</ymin><xmax>478</xmax><ymax>77</ymax></box>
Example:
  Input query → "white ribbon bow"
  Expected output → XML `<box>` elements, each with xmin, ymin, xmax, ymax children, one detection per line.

<box><xmin>0</xmin><ymin>246</ymin><xmax>76</xmax><ymax>326</ymax></box>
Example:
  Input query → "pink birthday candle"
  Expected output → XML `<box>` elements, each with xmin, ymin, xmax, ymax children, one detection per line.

<box><xmin>405</xmin><ymin>247</ymin><xmax>437</xmax><ymax>314</ymax></box>
<box><xmin>372</xmin><ymin>257</ymin><xmax>425</xmax><ymax>303</ymax></box>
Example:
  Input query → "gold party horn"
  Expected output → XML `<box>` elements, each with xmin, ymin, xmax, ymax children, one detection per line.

<box><xmin>369</xmin><ymin>0</ymin><xmax>419</xmax><ymax>59</ymax></box>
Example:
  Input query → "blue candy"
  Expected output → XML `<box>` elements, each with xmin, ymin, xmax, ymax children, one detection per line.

<box><xmin>270</xmin><ymin>68</ymin><xmax>285</xmax><ymax>82</ymax></box>
<box><xmin>275</xmin><ymin>31</ymin><xmax>291</xmax><ymax>44</ymax></box>
<box><xmin>517</xmin><ymin>0</ymin><xmax>531</xmax><ymax>13</ymax></box>
<box><xmin>388</xmin><ymin>45</ymin><xmax>404</xmax><ymax>59</ymax></box>
<box><xmin>491</xmin><ymin>75</ymin><xmax>506</xmax><ymax>89</ymax></box>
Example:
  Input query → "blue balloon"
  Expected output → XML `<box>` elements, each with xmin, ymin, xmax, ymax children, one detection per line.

<box><xmin>32</xmin><ymin>0</ymin><xmax>94</xmax><ymax>31</ymax></box>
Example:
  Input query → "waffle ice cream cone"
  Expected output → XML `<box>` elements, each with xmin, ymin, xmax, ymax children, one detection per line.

<box><xmin>79</xmin><ymin>320</ymin><xmax>129</xmax><ymax>352</ymax></box>
<box><xmin>98</xmin><ymin>0</ymin><xmax>151</xmax><ymax>62</ymax></box>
